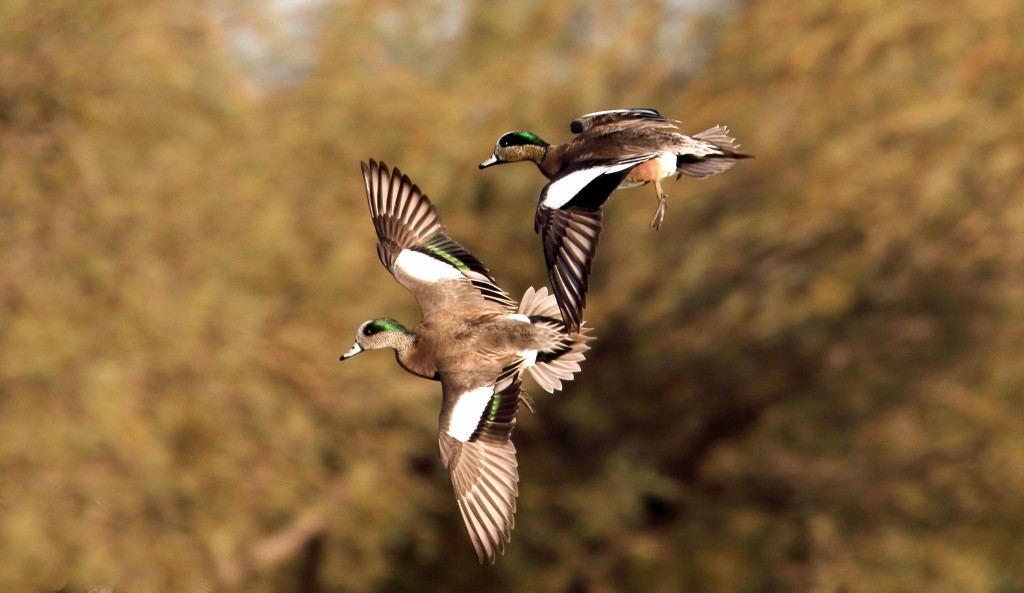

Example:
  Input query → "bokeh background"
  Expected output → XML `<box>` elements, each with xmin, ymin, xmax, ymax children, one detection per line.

<box><xmin>2</xmin><ymin>0</ymin><xmax>1023</xmax><ymax>591</ymax></box>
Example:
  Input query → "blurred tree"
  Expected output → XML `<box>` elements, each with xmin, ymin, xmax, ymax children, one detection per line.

<box><xmin>1</xmin><ymin>0</ymin><xmax>1022</xmax><ymax>592</ymax></box>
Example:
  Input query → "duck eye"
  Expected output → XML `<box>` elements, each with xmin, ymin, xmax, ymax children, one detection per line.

<box><xmin>362</xmin><ymin>324</ymin><xmax>379</xmax><ymax>336</ymax></box>
<box><xmin>497</xmin><ymin>133</ymin><xmax>518</xmax><ymax>148</ymax></box>
<box><xmin>499</xmin><ymin>131</ymin><xmax>541</xmax><ymax>148</ymax></box>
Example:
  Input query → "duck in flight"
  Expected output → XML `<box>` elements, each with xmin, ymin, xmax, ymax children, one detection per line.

<box><xmin>479</xmin><ymin>108</ymin><xmax>752</xmax><ymax>332</ymax></box>
<box><xmin>340</xmin><ymin>160</ymin><xmax>592</xmax><ymax>563</ymax></box>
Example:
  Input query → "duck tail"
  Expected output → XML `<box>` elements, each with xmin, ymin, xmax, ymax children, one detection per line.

<box><xmin>676</xmin><ymin>125</ymin><xmax>754</xmax><ymax>179</ymax></box>
<box><xmin>517</xmin><ymin>286</ymin><xmax>594</xmax><ymax>393</ymax></box>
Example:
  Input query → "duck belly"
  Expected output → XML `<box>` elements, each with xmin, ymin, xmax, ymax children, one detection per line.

<box><xmin>622</xmin><ymin>153</ymin><xmax>676</xmax><ymax>187</ymax></box>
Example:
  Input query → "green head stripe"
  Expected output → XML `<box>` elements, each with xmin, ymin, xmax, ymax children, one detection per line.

<box><xmin>363</xmin><ymin>318</ymin><xmax>407</xmax><ymax>336</ymax></box>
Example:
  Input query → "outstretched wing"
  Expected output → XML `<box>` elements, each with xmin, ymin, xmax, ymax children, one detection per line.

<box><xmin>569</xmin><ymin>108</ymin><xmax>668</xmax><ymax>134</ymax></box>
<box><xmin>531</xmin><ymin>156</ymin><xmax>651</xmax><ymax>332</ymax></box>
<box><xmin>534</xmin><ymin>206</ymin><xmax>602</xmax><ymax>334</ymax></box>
<box><xmin>361</xmin><ymin>160</ymin><xmax>517</xmax><ymax>317</ymax></box>
<box><xmin>438</xmin><ymin>364</ymin><xmax>526</xmax><ymax>564</ymax></box>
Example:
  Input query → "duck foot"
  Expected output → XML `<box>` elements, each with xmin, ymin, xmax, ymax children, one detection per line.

<box><xmin>649</xmin><ymin>194</ymin><xmax>668</xmax><ymax>230</ymax></box>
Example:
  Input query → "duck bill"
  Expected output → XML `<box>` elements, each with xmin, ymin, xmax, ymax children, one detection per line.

<box><xmin>339</xmin><ymin>342</ymin><xmax>363</xmax><ymax>361</ymax></box>
<box><xmin>478</xmin><ymin>154</ymin><xmax>499</xmax><ymax>169</ymax></box>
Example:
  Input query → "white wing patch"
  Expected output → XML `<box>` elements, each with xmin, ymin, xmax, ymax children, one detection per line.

<box><xmin>394</xmin><ymin>249</ymin><xmax>464</xmax><ymax>283</ymax></box>
<box><xmin>447</xmin><ymin>386</ymin><xmax>494</xmax><ymax>442</ymax></box>
<box><xmin>541</xmin><ymin>159</ymin><xmax>650</xmax><ymax>210</ymax></box>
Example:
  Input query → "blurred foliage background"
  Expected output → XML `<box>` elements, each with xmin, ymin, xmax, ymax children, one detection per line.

<box><xmin>2</xmin><ymin>0</ymin><xmax>1022</xmax><ymax>591</ymax></box>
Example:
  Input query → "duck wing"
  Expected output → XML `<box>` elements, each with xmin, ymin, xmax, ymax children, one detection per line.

<box><xmin>569</xmin><ymin>108</ymin><xmax>668</xmax><ymax>134</ymax></box>
<box><xmin>361</xmin><ymin>160</ymin><xmax>517</xmax><ymax>317</ymax></box>
<box><xmin>533</xmin><ymin>206</ymin><xmax>602</xmax><ymax>334</ymax></box>
<box><xmin>437</xmin><ymin>364</ymin><xmax>526</xmax><ymax>564</ymax></box>
<box><xmin>532</xmin><ymin>155</ymin><xmax>653</xmax><ymax>332</ymax></box>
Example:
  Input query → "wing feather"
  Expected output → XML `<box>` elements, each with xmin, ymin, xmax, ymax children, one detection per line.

<box><xmin>569</xmin><ymin>108</ymin><xmax>669</xmax><ymax>134</ymax></box>
<box><xmin>535</xmin><ymin>206</ymin><xmax>603</xmax><ymax>333</ymax></box>
<box><xmin>437</xmin><ymin>368</ymin><xmax>526</xmax><ymax>563</ymax></box>
<box><xmin>361</xmin><ymin>160</ymin><xmax>517</xmax><ymax>315</ymax></box>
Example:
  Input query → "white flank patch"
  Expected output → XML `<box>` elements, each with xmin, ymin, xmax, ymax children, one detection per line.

<box><xmin>651</xmin><ymin>152</ymin><xmax>677</xmax><ymax>179</ymax></box>
<box><xmin>507</xmin><ymin>313</ymin><xmax>530</xmax><ymax>323</ymax></box>
<box><xmin>394</xmin><ymin>249</ymin><xmax>463</xmax><ymax>283</ymax></box>
<box><xmin>542</xmin><ymin>160</ymin><xmax>648</xmax><ymax>210</ymax></box>
<box><xmin>519</xmin><ymin>349</ymin><xmax>538</xmax><ymax>368</ymax></box>
<box><xmin>447</xmin><ymin>386</ymin><xmax>494</xmax><ymax>442</ymax></box>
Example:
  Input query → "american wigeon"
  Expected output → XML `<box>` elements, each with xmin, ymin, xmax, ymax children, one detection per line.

<box><xmin>340</xmin><ymin>160</ymin><xmax>592</xmax><ymax>563</ymax></box>
<box><xmin>479</xmin><ymin>108</ymin><xmax>752</xmax><ymax>332</ymax></box>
